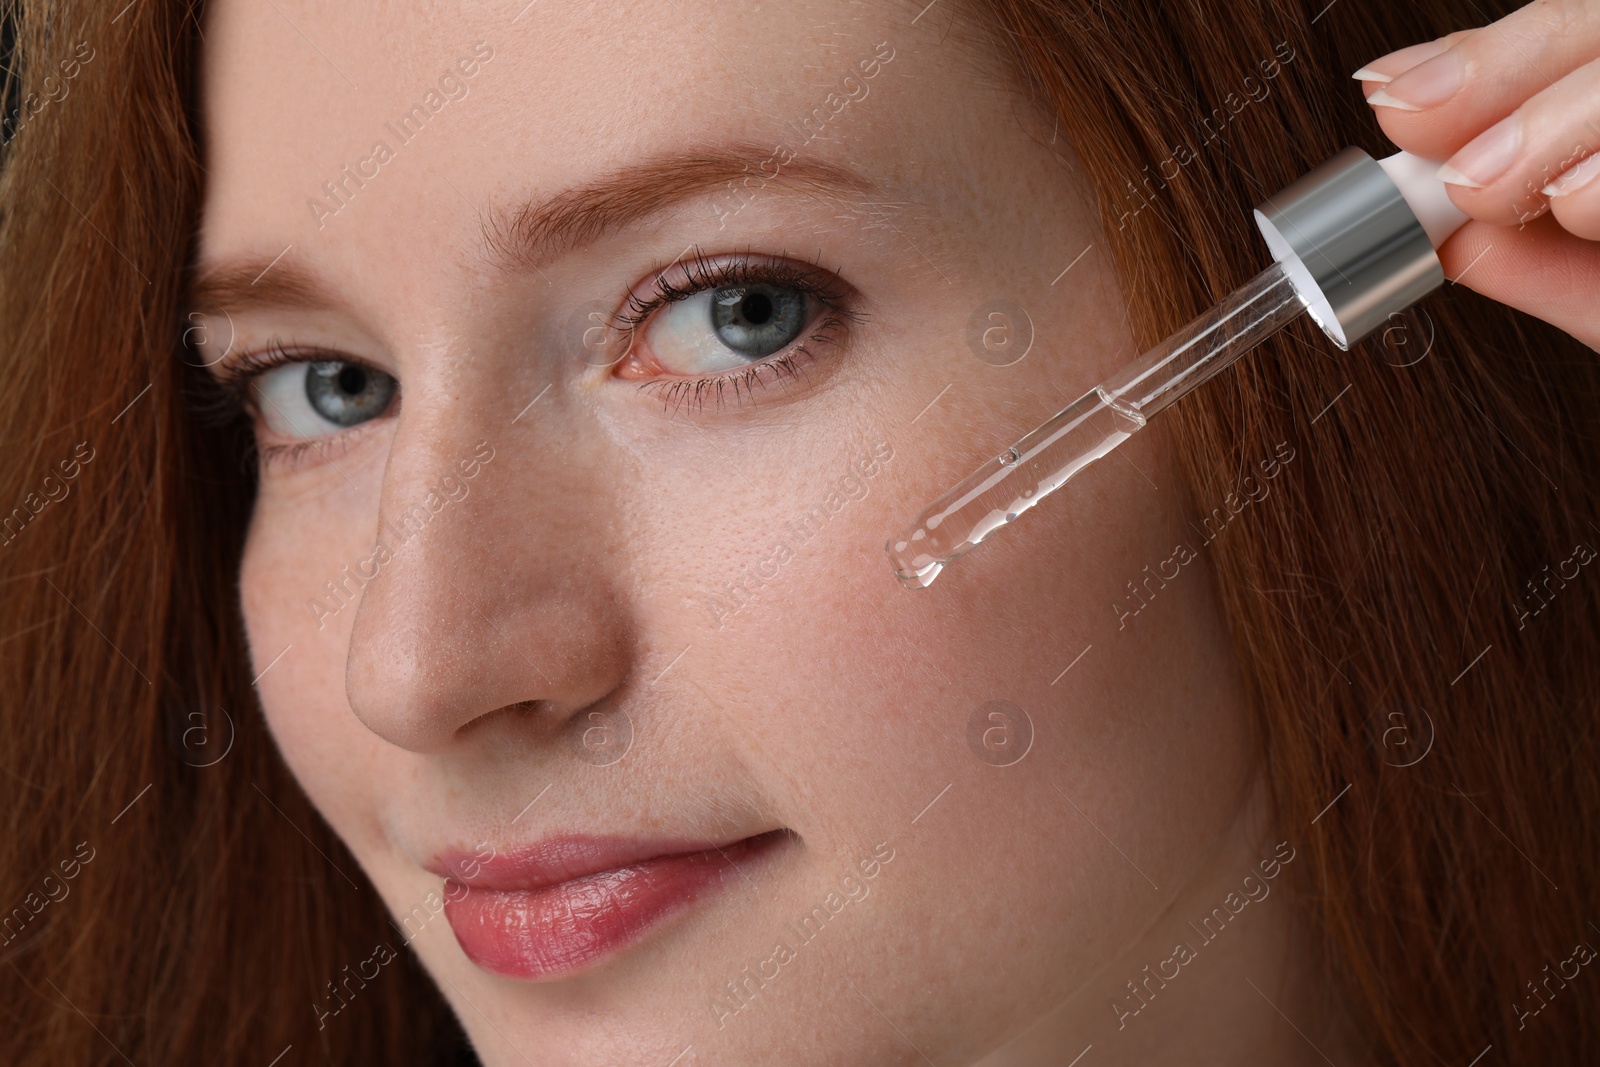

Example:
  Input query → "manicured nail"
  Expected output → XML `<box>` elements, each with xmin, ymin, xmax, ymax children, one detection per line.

<box><xmin>1366</xmin><ymin>89</ymin><xmax>1421</xmax><ymax>111</ymax></box>
<box><xmin>1352</xmin><ymin>38</ymin><xmax>1451</xmax><ymax>84</ymax></box>
<box><xmin>1368</xmin><ymin>48</ymin><xmax>1462</xmax><ymax>110</ymax></box>
<box><xmin>1543</xmin><ymin>154</ymin><xmax>1600</xmax><ymax>197</ymax></box>
<box><xmin>1438</xmin><ymin>113</ymin><xmax>1523</xmax><ymax>189</ymax></box>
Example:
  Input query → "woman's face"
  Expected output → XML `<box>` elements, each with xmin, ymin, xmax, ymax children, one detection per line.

<box><xmin>194</xmin><ymin>1</ymin><xmax>1292</xmax><ymax>1062</ymax></box>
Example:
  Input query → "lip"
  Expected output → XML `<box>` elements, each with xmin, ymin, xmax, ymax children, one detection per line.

<box><xmin>430</xmin><ymin>830</ymin><xmax>790</xmax><ymax>980</ymax></box>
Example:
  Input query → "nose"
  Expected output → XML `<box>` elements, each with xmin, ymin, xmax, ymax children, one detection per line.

<box><xmin>344</xmin><ymin>412</ymin><xmax>631</xmax><ymax>753</ymax></box>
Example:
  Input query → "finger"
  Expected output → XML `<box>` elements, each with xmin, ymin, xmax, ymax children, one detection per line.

<box><xmin>1438</xmin><ymin>215</ymin><xmax>1600</xmax><ymax>352</ymax></box>
<box><xmin>1361</xmin><ymin>0</ymin><xmax>1600</xmax><ymax>160</ymax></box>
<box><xmin>1544</xmin><ymin>151</ymin><xmax>1600</xmax><ymax>240</ymax></box>
<box><xmin>1353</xmin><ymin>32</ymin><xmax>1474</xmax><ymax>97</ymax></box>
<box><xmin>1433</xmin><ymin>55</ymin><xmax>1600</xmax><ymax>228</ymax></box>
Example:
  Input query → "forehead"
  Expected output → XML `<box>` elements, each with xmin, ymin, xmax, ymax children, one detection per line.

<box><xmin>194</xmin><ymin>0</ymin><xmax>976</xmax><ymax>299</ymax></box>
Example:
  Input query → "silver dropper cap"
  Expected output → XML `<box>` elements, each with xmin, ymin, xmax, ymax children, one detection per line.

<box><xmin>1253</xmin><ymin>146</ymin><xmax>1445</xmax><ymax>350</ymax></box>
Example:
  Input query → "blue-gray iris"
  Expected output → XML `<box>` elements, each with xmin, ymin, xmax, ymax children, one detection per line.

<box><xmin>307</xmin><ymin>361</ymin><xmax>398</xmax><ymax>426</ymax></box>
<box><xmin>711</xmin><ymin>285</ymin><xmax>807</xmax><ymax>358</ymax></box>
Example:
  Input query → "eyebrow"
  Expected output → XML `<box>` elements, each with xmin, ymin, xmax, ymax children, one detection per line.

<box><xmin>184</xmin><ymin>256</ymin><xmax>335</xmax><ymax>317</ymax></box>
<box><xmin>185</xmin><ymin>145</ymin><xmax>874</xmax><ymax>315</ymax></box>
<box><xmin>483</xmin><ymin>145</ymin><xmax>873</xmax><ymax>272</ymax></box>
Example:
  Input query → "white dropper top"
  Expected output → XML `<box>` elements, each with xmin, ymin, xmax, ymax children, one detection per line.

<box><xmin>1253</xmin><ymin>146</ymin><xmax>1468</xmax><ymax>349</ymax></box>
<box><xmin>1377</xmin><ymin>150</ymin><xmax>1469</xmax><ymax>247</ymax></box>
<box><xmin>885</xmin><ymin>146</ymin><xmax>1472</xmax><ymax>588</ymax></box>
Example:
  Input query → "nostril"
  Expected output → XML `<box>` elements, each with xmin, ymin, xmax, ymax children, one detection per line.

<box><xmin>340</xmin><ymin>453</ymin><xmax>635</xmax><ymax>754</ymax></box>
<box><xmin>456</xmin><ymin>699</ymin><xmax>544</xmax><ymax>738</ymax></box>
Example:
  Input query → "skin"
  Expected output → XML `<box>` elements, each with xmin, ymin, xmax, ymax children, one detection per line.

<box><xmin>1357</xmin><ymin>0</ymin><xmax>1600</xmax><ymax>353</ymax></box>
<box><xmin>190</xmin><ymin>1</ymin><xmax>1378</xmax><ymax>1064</ymax></box>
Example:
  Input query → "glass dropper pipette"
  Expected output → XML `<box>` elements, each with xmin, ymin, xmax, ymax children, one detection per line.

<box><xmin>887</xmin><ymin>147</ymin><xmax>1469</xmax><ymax>589</ymax></box>
<box><xmin>887</xmin><ymin>263</ymin><xmax>1304</xmax><ymax>588</ymax></box>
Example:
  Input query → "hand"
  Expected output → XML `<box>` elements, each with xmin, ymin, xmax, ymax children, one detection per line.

<box><xmin>1355</xmin><ymin>1</ymin><xmax>1600</xmax><ymax>352</ymax></box>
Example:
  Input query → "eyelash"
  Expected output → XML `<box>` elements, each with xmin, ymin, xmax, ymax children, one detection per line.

<box><xmin>209</xmin><ymin>250</ymin><xmax>860</xmax><ymax>462</ymax></box>
<box><xmin>209</xmin><ymin>342</ymin><xmax>394</xmax><ymax>470</ymax></box>
<box><xmin>612</xmin><ymin>248</ymin><xmax>862</xmax><ymax>414</ymax></box>
<box><xmin>214</xmin><ymin>340</ymin><xmax>316</xmax><ymax>399</ymax></box>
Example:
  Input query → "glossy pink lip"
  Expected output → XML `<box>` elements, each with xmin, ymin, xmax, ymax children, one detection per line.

<box><xmin>430</xmin><ymin>831</ymin><xmax>788</xmax><ymax>980</ymax></box>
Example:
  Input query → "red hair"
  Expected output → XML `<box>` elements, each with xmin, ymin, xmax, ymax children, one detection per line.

<box><xmin>1</xmin><ymin>0</ymin><xmax>1595</xmax><ymax>1062</ymax></box>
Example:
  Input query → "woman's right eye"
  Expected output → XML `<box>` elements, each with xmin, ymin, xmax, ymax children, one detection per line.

<box><xmin>252</xmin><ymin>359</ymin><xmax>399</xmax><ymax>439</ymax></box>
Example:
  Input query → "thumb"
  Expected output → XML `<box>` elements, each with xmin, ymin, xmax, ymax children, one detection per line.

<box><xmin>1436</xmin><ymin>215</ymin><xmax>1600</xmax><ymax>352</ymax></box>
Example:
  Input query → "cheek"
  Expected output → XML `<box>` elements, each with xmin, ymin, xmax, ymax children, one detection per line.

<box><xmin>239</xmin><ymin>484</ymin><xmax>396</xmax><ymax>856</ymax></box>
<box><xmin>740</xmin><ymin>416</ymin><xmax>1251</xmax><ymax>819</ymax></box>
<box><xmin>687</xmin><ymin>395</ymin><xmax>1254</xmax><ymax>1038</ymax></box>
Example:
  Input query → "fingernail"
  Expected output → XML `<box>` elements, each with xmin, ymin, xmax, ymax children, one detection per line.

<box><xmin>1366</xmin><ymin>89</ymin><xmax>1422</xmax><ymax>112</ymax></box>
<box><xmin>1352</xmin><ymin>38</ymin><xmax>1451</xmax><ymax>84</ymax></box>
<box><xmin>1368</xmin><ymin>48</ymin><xmax>1462</xmax><ymax>110</ymax></box>
<box><xmin>1543</xmin><ymin>153</ymin><xmax>1600</xmax><ymax>197</ymax></box>
<box><xmin>1438</xmin><ymin>113</ymin><xmax>1523</xmax><ymax>189</ymax></box>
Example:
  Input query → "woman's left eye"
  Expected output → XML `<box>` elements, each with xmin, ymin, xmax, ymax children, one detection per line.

<box><xmin>611</xmin><ymin>254</ymin><xmax>858</xmax><ymax>405</ymax></box>
<box><xmin>252</xmin><ymin>359</ymin><xmax>398</xmax><ymax>439</ymax></box>
<box><xmin>642</xmin><ymin>283</ymin><xmax>812</xmax><ymax>375</ymax></box>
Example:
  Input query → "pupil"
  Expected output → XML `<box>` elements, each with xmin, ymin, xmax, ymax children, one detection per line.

<box><xmin>709</xmin><ymin>284</ymin><xmax>806</xmax><ymax>359</ymax></box>
<box><xmin>305</xmin><ymin>359</ymin><xmax>396</xmax><ymax>428</ymax></box>
<box><xmin>741</xmin><ymin>292</ymin><xmax>773</xmax><ymax>326</ymax></box>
